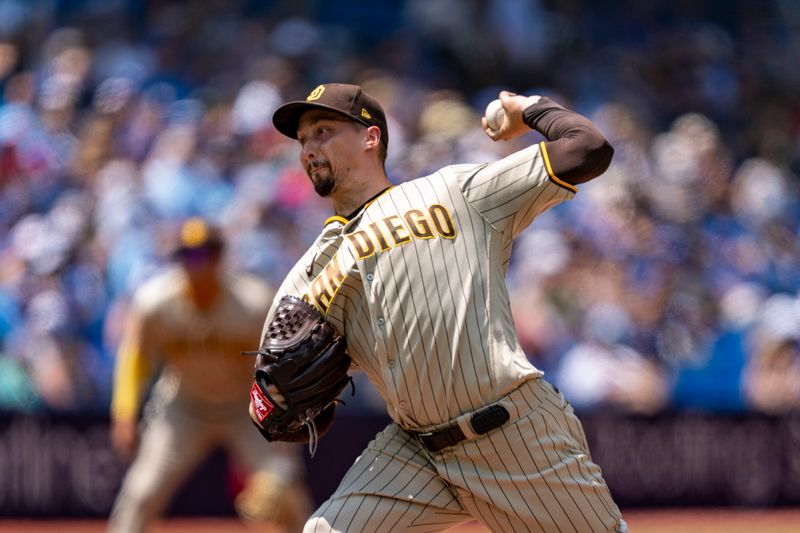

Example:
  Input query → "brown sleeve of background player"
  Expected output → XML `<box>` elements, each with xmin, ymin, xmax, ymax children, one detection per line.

<box><xmin>522</xmin><ymin>97</ymin><xmax>614</xmax><ymax>185</ymax></box>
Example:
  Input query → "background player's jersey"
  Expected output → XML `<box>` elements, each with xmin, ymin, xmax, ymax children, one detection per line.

<box><xmin>264</xmin><ymin>143</ymin><xmax>575</xmax><ymax>429</ymax></box>
<box><xmin>112</xmin><ymin>268</ymin><xmax>273</xmax><ymax>420</ymax></box>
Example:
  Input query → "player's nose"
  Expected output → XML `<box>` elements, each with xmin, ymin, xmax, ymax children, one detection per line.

<box><xmin>300</xmin><ymin>141</ymin><xmax>317</xmax><ymax>162</ymax></box>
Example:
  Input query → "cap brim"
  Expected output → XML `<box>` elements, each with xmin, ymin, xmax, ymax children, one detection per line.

<box><xmin>272</xmin><ymin>101</ymin><xmax>369</xmax><ymax>139</ymax></box>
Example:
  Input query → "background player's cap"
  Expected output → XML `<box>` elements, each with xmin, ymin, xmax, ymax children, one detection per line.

<box><xmin>273</xmin><ymin>83</ymin><xmax>388</xmax><ymax>148</ymax></box>
<box><xmin>174</xmin><ymin>217</ymin><xmax>224</xmax><ymax>257</ymax></box>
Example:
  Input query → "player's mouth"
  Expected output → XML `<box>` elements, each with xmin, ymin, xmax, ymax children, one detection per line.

<box><xmin>308</xmin><ymin>163</ymin><xmax>329</xmax><ymax>176</ymax></box>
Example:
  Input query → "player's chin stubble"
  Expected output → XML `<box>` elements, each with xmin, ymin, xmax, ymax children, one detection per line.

<box><xmin>312</xmin><ymin>174</ymin><xmax>334</xmax><ymax>197</ymax></box>
<box><xmin>309</xmin><ymin>166</ymin><xmax>335</xmax><ymax>197</ymax></box>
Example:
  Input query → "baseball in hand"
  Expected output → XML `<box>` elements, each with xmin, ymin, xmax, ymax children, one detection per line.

<box><xmin>484</xmin><ymin>99</ymin><xmax>505</xmax><ymax>132</ymax></box>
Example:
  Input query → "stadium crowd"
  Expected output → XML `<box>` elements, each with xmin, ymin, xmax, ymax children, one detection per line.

<box><xmin>0</xmin><ymin>0</ymin><xmax>798</xmax><ymax>416</ymax></box>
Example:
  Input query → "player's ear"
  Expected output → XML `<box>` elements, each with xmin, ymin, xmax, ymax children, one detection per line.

<box><xmin>364</xmin><ymin>125</ymin><xmax>381</xmax><ymax>152</ymax></box>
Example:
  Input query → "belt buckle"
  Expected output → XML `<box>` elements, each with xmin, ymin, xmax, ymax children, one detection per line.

<box><xmin>416</xmin><ymin>426</ymin><xmax>460</xmax><ymax>453</ymax></box>
<box><xmin>415</xmin><ymin>430</ymin><xmax>439</xmax><ymax>452</ymax></box>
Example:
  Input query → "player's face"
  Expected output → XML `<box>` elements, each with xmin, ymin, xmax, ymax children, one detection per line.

<box><xmin>297</xmin><ymin>111</ymin><xmax>362</xmax><ymax>197</ymax></box>
<box><xmin>178</xmin><ymin>247</ymin><xmax>221</xmax><ymax>282</ymax></box>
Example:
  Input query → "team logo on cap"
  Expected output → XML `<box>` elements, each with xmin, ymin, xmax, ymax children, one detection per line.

<box><xmin>307</xmin><ymin>85</ymin><xmax>325</xmax><ymax>101</ymax></box>
<box><xmin>360</xmin><ymin>108</ymin><xmax>372</xmax><ymax>119</ymax></box>
<box><xmin>181</xmin><ymin>217</ymin><xmax>209</xmax><ymax>248</ymax></box>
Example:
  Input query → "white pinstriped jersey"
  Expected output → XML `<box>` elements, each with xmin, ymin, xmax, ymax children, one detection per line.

<box><xmin>262</xmin><ymin>142</ymin><xmax>576</xmax><ymax>430</ymax></box>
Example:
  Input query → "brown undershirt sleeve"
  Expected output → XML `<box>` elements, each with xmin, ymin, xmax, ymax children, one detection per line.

<box><xmin>522</xmin><ymin>97</ymin><xmax>614</xmax><ymax>185</ymax></box>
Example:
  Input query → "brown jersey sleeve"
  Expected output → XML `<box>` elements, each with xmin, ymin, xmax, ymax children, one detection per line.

<box><xmin>522</xmin><ymin>97</ymin><xmax>614</xmax><ymax>184</ymax></box>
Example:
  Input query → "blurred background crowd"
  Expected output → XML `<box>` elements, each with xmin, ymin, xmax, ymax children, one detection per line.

<box><xmin>0</xmin><ymin>0</ymin><xmax>798</xmax><ymax>417</ymax></box>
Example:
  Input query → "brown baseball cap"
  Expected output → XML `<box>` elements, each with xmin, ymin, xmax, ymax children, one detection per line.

<box><xmin>174</xmin><ymin>217</ymin><xmax>224</xmax><ymax>257</ymax></box>
<box><xmin>272</xmin><ymin>83</ymin><xmax>388</xmax><ymax>147</ymax></box>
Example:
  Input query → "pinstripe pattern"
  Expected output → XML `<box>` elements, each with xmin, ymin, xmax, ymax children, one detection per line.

<box><xmin>264</xmin><ymin>143</ymin><xmax>625</xmax><ymax>532</ymax></box>
<box><xmin>450</xmin><ymin>379</ymin><xmax>622</xmax><ymax>532</ymax></box>
<box><xmin>305</xmin><ymin>379</ymin><xmax>623</xmax><ymax>532</ymax></box>
<box><xmin>308</xmin><ymin>425</ymin><xmax>469</xmax><ymax>532</ymax></box>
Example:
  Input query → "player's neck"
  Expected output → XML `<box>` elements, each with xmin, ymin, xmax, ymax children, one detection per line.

<box><xmin>184</xmin><ymin>273</ymin><xmax>222</xmax><ymax>311</ymax></box>
<box><xmin>331</xmin><ymin>171</ymin><xmax>391</xmax><ymax>218</ymax></box>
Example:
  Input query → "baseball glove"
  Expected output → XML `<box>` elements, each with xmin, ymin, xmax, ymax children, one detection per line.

<box><xmin>247</xmin><ymin>295</ymin><xmax>351</xmax><ymax>453</ymax></box>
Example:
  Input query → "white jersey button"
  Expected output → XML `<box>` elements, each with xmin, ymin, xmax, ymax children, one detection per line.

<box><xmin>366</xmin><ymin>273</ymin><xmax>374</xmax><ymax>282</ymax></box>
<box><xmin>399</xmin><ymin>401</ymin><xmax>407</xmax><ymax>409</ymax></box>
<box><xmin>388</xmin><ymin>359</ymin><xmax>396</xmax><ymax>368</ymax></box>
<box><xmin>377</xmin><ymin>317</ymin><xmax>385</xmax><ymax>326</ymax></box>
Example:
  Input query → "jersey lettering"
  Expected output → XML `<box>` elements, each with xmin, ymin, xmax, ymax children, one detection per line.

<box><xmin>311</xmin><ymin>275</ymin><xmax>333</xmax><ymax>311</ymax></box>
<box><xmin>429</xmin><ymin>204</ymin><xmax>456</xmax><ymax>239</ymax></box>
<box><xmin>346</xmin><ymin>204</ymin><xmax>457</xmax><ymax>260</ymax></box>
<box><xmin>348</xmin><ymin>230</ymin><xmax>377</xmax><ymax>260</ymax></box>
<box><xmin>404</xmin><ymin>209</ymin><xmax>434</xmax><ymax>239</ymax></box>
<box><xmin>384</xmin><ymin>215</ymin><xmax>412</xmax><ymax>245</ymax></box>
<box><xmin>368</xmin><ymin>221</ymin><xmax>392</xmax><ymax>252</ymax></box>
<box><xmin>323</xmin><ymin>254</ymin><xmax>346</xmax><ymax>289</ymax></box>
<box><xmin>304</xmin><ymin>252</ymin><xmax>348</xmax><ymax>313</ymax></box>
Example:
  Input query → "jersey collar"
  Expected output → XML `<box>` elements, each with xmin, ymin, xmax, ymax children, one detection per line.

<box><xmin>343</xmin><ymin>185</ymin><xmax>394</xmax><ymax>220</ymax></box>
<box><xmin>323</xmin><ymin>185</ymin><xmax>394</xmax><ymax>227</ymax></box>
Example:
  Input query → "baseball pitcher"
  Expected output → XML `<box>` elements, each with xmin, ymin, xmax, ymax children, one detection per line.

<box><xmin>249</xmin><ymin>83</ymin><xmax>627</xmax><ymax>532</ymax></box>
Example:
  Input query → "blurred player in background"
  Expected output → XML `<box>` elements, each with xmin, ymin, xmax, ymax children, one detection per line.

<box><xmin>108</xmin><ymin>217</ymin><xmax>310</xmax><ymax>533</ymax></box>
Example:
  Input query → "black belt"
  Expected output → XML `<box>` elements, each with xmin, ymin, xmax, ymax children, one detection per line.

<box><xmin>417</xmin><ymin>404</ymin><xmax>510</xmax><ymax>453</ymax></box>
